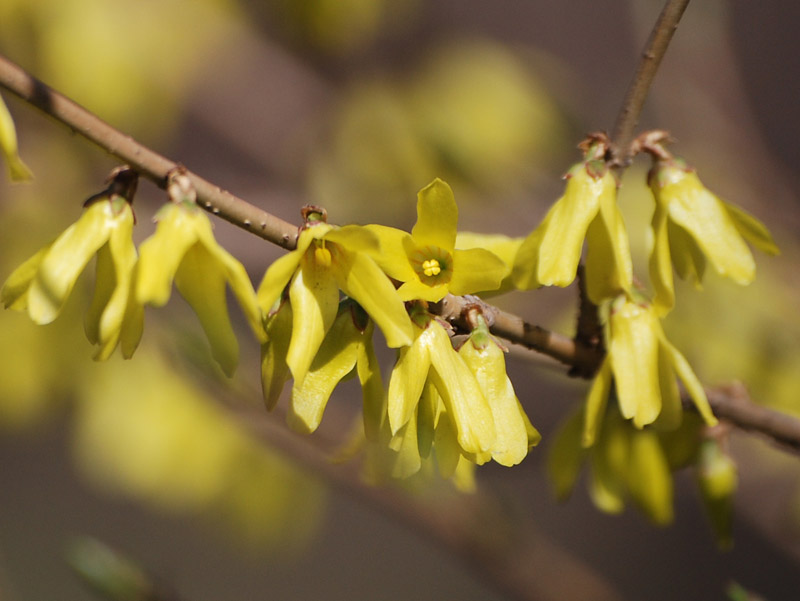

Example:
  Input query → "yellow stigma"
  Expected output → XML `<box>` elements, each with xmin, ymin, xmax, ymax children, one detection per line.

<box><xmin>422</xmin><ymin>259</ymin><xmax>441</xmax><ymax>277</ymax></box>
<box><xmin>315</xmin><ymin>245</ymin><xmax>332</xmax><ymax>267</ymax></box>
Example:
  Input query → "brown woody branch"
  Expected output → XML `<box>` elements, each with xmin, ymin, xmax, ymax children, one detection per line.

<box><xmin>0</xmin><ymin>54</ymin><xmax>299</xmax><ymax>250</ymax></box>
<box><xmin>2</xmin><ymin>45</ymin><xmax>800</xmax><ymax>456</ymax></box>
<box><xmin>610</xmin><ymin>0</ymin><xmax>692</xmax><ymax>166</ymax></box>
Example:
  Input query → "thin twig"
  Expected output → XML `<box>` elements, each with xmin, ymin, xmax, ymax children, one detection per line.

<box><xmin>0</xmin><ymin>54</ymin><xmax>299</xmax><ymax>250</ymax></box>
<box><xmin>700</xmin><ymin>384</ymin><xmax>800</xmax><ymax>456</ymax></box>
<box><xmin>610</xmin><ymin>0</ymin><xmax>691</xmax><ymax>166</ymax></box>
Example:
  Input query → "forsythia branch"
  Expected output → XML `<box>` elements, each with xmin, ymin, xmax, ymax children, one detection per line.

<box><xmin>2</xmin><ymin>50</ymin><xmax>800</xmax><ymax>457</ymax></box>
<box><xmin>0</xmin><ymin>54</ymin><xmax>299</xmax><ymax>250</ymax></box>
<box><xmin>610</xmin><ymin>0</ymin><xmax>692</xmax><ymax>166</ymax></box>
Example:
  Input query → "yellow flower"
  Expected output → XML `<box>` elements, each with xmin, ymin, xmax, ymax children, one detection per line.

<box><xmin>2</xmin><ymin>169</ymin><xmax>142</xmax><ymax>359</ymax></box>
<box><xmin>387</xmin><ymin>306</ymin><xmax>496</xmax><ymax>456</ymax></box>
<box><xmin>582</xmin><ymin>294</ymin><xmax>717</xmax><ymax>446</ymax></box>
<box><xmin>457</xmin><ymin>315</ymin><xmax>540</xmax><ymax>466</ymax></box>
<box><xmin>287</xmin><ymin>300</ymin><xmax>385</xmax><ymax>436</ymax></box>
<box><xmin>366</xmin><ymin>178</ymin><xmax>508</xmax><ymax>302</ymax></box>
<box><xmin>136</xmin><ymin>173</ymin><xmax>263</xmax><ymax>377</ymax></box>
<box><xmin>548</xmin><ymin>407</ymin><xmax>676</xmax><ymax>525</ymax></box>
<box><xmin>648</xmin><ymin>157</ymin><xmax>779</xmax><ymax>314</ymax></box>
<box><xmin>513</xmin><ymin>136</ymin><xmax>632</xmax><ymax>303</ymax></box>
<box><xmin>258</xmin><ymin>207</ymin><xmax>413</xmax><ymax>387</ymax></box>
<box><xmin>0</xmin><ymin>93</ymin><xmax>32</xmax><ymax>181</ymax></box>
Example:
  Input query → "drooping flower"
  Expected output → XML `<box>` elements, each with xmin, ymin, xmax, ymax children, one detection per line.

<box><xmin>257</xmin><ymin>206</ymin><xmax>413</xmax><ymax>387</ymax></box>
<box><xmin>136</xmin><ymin>170</ymin><xmax>264</xmax><ymax>376</ymax></box>
<box><xmin>582</xmin><ymin>293</ymin><xmax>717</xmax><ymax>447</ymax></box>
<box><xmin>365</xmin><ymin>178</ymin><xmax>508</xmax><ymax>302</ymax></box>
<box><xmin>0</xmin><ymin>93</ymin><xmax>32</xmax><ymax>181</ymax></box>
<box><xmin>387</xmin><ymin>305</ymin><xmax>496</xmax><ymax>457</ymax></box>
<box><xmin>512</xmin><ymin>134</ymin><xmax>632</xmax><ymax>304</ymax></box>
<box><xmin>1</xmin><ymin>167</ymin><xmax>142</xmax><ymax>359</ymax></box>
<box><xmin>548</xmin><ymin>407</ymin><xmax>677</xmax><ymax>526</ymax></box>
<box><xmin>457</xmin><ymin>314</ymin><xmax>540</xmax><ymax>466</ymax></box>
<box><xmin>285</xmin><ymin>300</ymin><xmax>385</xmax><ymax>438</ymax></box>
<box><xmin>647</xmin><ymin>154</ymin><xmax>779</xmax><ymax>314</ymax></box>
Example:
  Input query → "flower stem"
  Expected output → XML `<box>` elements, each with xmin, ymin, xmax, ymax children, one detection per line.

<box><xmin>610</xmin><ymin>0</ymin><xmax>692</xmax><ymax>166</ymax></box>
<box><xmin>0</xmin><ymin>53</ymin><xmax>299</xmax><ymax>250</ymax></box>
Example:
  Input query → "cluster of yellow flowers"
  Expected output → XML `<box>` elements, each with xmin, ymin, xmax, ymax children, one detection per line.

<box><xmin>1</xmin><ymin>131</ymin><xmax>777</xmax><ymax>516</ymax></box>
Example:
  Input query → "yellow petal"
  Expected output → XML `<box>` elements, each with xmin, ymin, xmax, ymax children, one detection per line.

<box><xmin>333</xmin><ymin>246</ymin><xmax>413</xmax><ymax>348</ymax></box>
<box><xmin>582</xmin><ymin>358</ymin><xmax>612</xmax><ymax>448</ymax></box>
<box><xmin>361</xmin><ymin>225</ymin><xmax>417</xmax><ymax>283</ymax></box>
<box><xmin>1</xmin><ymin>243</ymin><xmax>52</xmax><ymax>311</ymax></box>
<box><xmin>547</xmin><ymin>410</ymin><xmax>586</xmax><ymax>501</ymax></box>
<box><xmin>648</xmin><ymin>203</ymin><xmax>675</xmax><ymax>316</ymax></box>
<box><xmin>667</xmin><ymin>221</ymin><xmax>706</xmax><ymax>286</ymax></box>
<box><xmin>725</xmin><ymin>202</ymin><xmax>780</xmax><ymax>256</ymax></box>
<box><xmin>286</xmin><ymin>253</ymin><xmax>340</xmax><ymax>385</ymax></box>
<box><xmin>288</xmin><ymin>306</ymin><xmax>363</xmax><ymax>434</ymax></box>
<box><xmin>94</xmin><ymin>207</ymin><xmax>137</xmax><ymax>360</ymax></box>
<box><xmin>654</xmin><ymin>344</ymin><xmax>682</xmax><ymax>431</ymax></box>
<box><xmin>387</xmin><ymin>328</ymin><xmax>431</xmax><ymax>433</ymax></box>
<box><xmin>194</xmin><ymin>215</ymin><xmax>265</xmax><ymax>342</ymax></box>
<box><xmin>261</xmin><ymin>302</ymin><xmax>293</xmax><ymax>411</ymax></box>
<box><xmin>459</xmin><ymin>336</ymin><xmax>530</xmax><ymax>466</ymax></box>
<box><xmin>396</xmin><ymin>279</ymin><xmax>449</xmax><ymax>303</ymax></box>
<box><xmin>664</xmin><ymin>173</ymin><xmax>755</xmax><ymax>285</ymax></box>
<box><xmin>323</xmin><ymin>224</ymin><xmax>379</xmax><ymax>254</ymax></box>
<box><xmin>510</xmin><ymin>220</ymin><xmax>546</xmax><ymax>289</ymax></box>
<box><xmin>428</xmin><ymin>323</ymin><xmax>496</xmax><ymax>455</ymax></box>
<box><xmin>535</xmin><ymin>166</ymin><xmax>609</xmax><ymax>287</ymax></box>
<box><xmin>0</xmin><ymin>93</ymin><xmax>32</xmax><ymax>181</ymax></box>
<box><xmin>584</xmin><ymin>185</ymin><xmax>632</xmax><ymax>304</ymax></box>
<box><xmin>456</xmin><ymin>232</ymin><xmax>523</xmax><ymax>296</ymax></box>
<box><xmin>28</xmin><ymin>201</ymin><xmax>113</xmax><ymax>324</ymax></box>
<box><xmin>588</xmin><ymin>414</ymin><xmax>629</xmax><ymax>514</ymax></box>
<box><xmin>356</xmin><ymin>323</ymin><xmax>386</xmax><ymax>442</ymax></box>
<box><xmin>119</xmin><ymin>273</ymin><xmax>144</xmax><ymax>360</ymax></box>
<box><xmin>448</xmin><ymin>248</ymin><xmax>508</xmax><ymax>296</ymax></box>
<box><xmin>136</xmin><ymin>204</ymin><xmax>199</xmax><ymax>306</ymax></box>
<box><xmin>609</xmin><ymin>300</ymin><xmax>662</xmax><ymax>427</ymax></box>
<box><xmin>660</xmin><ymin>335</ymin><xmax>717</xmax><ymax>426</ymax></box>
<box><xmin>175</xmin><ymin>243</ymin><xmax>240</xmax><ymax>377</ymax></box>
<box><xmin>84</xmin><ymin>243</ymin><xmax>116</xmax><ymax>346</ymax></box>
<box><xmin>412</xmin><ymin>178</ymin><xmax>458</xmax><ymax>253</ymax></box>
<box><xmin>433</xmin><ymin>412</ymin><xmax>462</xmax><ymax>479</ymax></box>
<box><xmin>627</xmin><ymin>431</ymin><xmax>674</xmax><ymax>525</ymax></box>
<box><xmin>256</xmin><ymin>238</ymin><xmax>309</xmax><ymax>315</ymax></box>
<box><xmin>389</xmin><ymin>414</ymin><xmax>422</xmax><ymax>479</ymax></box>
<box><xmin>416</xmin><ymin>380</ymin><xmax>440</xmax><ymax>459</ymax></box>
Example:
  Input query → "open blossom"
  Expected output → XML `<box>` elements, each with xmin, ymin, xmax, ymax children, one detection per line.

<box><xmin>582</xmin><ymin>294</ymin><xmax>717</xmax><ymax>447</ymax></box>
<box><xmin>513</xmin><ymin>135</ymin><xmax>632</xmax><ymax>304</ymax></box>
<box><xmin>257</xmin><ymin>207</ymin><xmax>413</xmax><ymax>387</ymax></box>
<box><xmin>365</xmin><ymin>178</ymin><xmax>508</xmax><ymax>302</ymax></box>
<box><xmin>2</xmin><ymin>168</ymin><xmax>142</xmax><ymax>359</ymax></box>
<box><xmin>648</xmin><ymin>156</ymin><xmax>779</xmax><ymax>314</ymax></box>
<box><xmin>136</xmin><ymin>172</ymin><xmax>264</xmax><ymax>376</ymax></box>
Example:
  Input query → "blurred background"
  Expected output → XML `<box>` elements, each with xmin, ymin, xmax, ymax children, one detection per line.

<box><xmin>1</xmin><ymin>0</ymin><xmax>799</xmax><ymax>599</ymax></box>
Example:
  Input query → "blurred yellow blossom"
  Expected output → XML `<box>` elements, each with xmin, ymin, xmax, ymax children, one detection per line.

<box><xmin>0</xmin><ymin>93</ymin><xmax>32</xmax><ymax>181</ymax></box>
<box><xmin>1</xmin><ymin>168</ymin><xmax>141</xmax><ymax>360</ymax></box>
